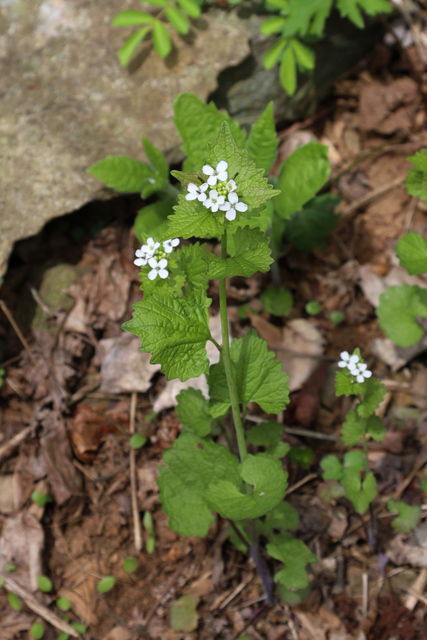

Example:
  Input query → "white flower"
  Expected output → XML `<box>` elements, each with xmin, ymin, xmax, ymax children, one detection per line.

<box><xmin>226</xmin><ymin>179</ymin><xmax>237</xmax><ymax>193</ymax></box>
<box><xmin>148</xmin><ymin>257</ymin><xmax>168</xmax><ymax>280</ymax></box>
<box><xmin>202</xmin><ymin>161</ymin><xmax>228</xmax><ymax>186</ymax></box>
<box><xmin>162</xmin><ymin>238</ymin><xmax>180</xmax><ymax>254</ymax></box>
<box><xmin>220</xmin><ymin>192</ymin><xmax>248</xmax><ymax>221</ymax></box>
<box><xmin>352</xmin><ymin>362</ymin><xmax>372</xmax><ymax>384</ymax></box>
<box><xmin>142</xmin><ymin>237</ymin><xmax>160</xmax><ymax>257</ymax></box>
<box><xmin>204</xmin><ymin>189</ymin><xmax>225</xmax><ymax>213</ymax></box>
<box><xmin>338</xmin><ymin>351</ymin><xmax>359</xmax><ymax>371</ymax></box>
<box><xmin>134</xmin><ymin>247</ymin><xmax>149</xmax><ymax>267</ymax></box>
<box><xmin>185</xmin><ymin>182</ymin><xmax>208</xmax><ymax>202</ymax></box>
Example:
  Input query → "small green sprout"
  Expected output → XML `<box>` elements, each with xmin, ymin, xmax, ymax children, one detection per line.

<box><xmin>123</xmin><ymin>556</ymin><xmax>138</xmax><ymax>574</ymax></box>
<box><xmin>37</xmin><ymin>575</ymin><xmax>53</xmax><ymax>593</ymax></box>
<box><xmin>129</xmin><ymin>433</ymin><xmax>147</xmax><ymax>449</ymax></box>
<box><xmin>305</xmin><ymin>300</ymin><xmax>320</xmax><ymax>315</ymax></box>
<box><xmin>30</xmin><ymin>622</ymin><xmax>45</xmax><ymax>640</ymax></box>
<box><xmin>56</xmin><ymin>597</ymin><xmax>71</xmax><ymax>612</ymax></box>
<box><xmin>97</xmin><ymin>576</ymin><xmax>116</xmax><ymax>593</ymax></box>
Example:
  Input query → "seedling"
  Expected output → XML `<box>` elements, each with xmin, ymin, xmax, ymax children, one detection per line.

<box><xmin>97</xmin><ymin>576</ymin><xmax>116</xmax><ymax>593</ymax></box>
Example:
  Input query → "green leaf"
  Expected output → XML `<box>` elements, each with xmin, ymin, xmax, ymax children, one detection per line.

<box><xmin>267</xmin><ymin>539</ymin><xmax>317</xmax><ymax>589</ymax></box>
<box><xmin>285</xmin><ymin>194</ymin><xmax>340</xmax><ymax>251</ymax></box>
<box><xmin>168</xmin><ymin>193</ymin><xmax>224</xmax><ymax>239</ymax></box>
<box><xmin>72</xmin><ymin>623</ymin><xmax>87</xmax><ymax>634</ymax></box>
<box><xmin>177</xmin><ymin>0</ymin><xmax>201</xmax><ymax>18</ymax></box>
<box><xmin>97</xmin><ymin>576</ymin><xmax>116</xmax><ymax>593</ymax></box>
<box><xmin>129</xmin><ymin>433</ymin><xmax>147</xmax><ymax>449</ymax></box>
<box><xmin>343</xmin><ymin>450</ymin><xmax>365</xmax><ymax>473</ymax></box>
<box><xmin>341</xmin><ymin>471</ymin><xmax>377</xmax><ymax>514</ymax></box>
<box><xmin>142</xmin><ymin>136</ymin><xmax>169</xmax><ymax>179</ymax></box>
<box><xmin>8</xmin><ymin>592</ymin><xmax>22</xmax><ymax>611</ymax></box>
<box><xmin>205</xmin><ymin>453</ymin><xmax>288</xmax><ymax>520</ymax></box>
<box><xmin>388</xmin><ymin>499</ymin><xmax>421</xmax><ymax>534</ymax></box>
<box><xmin>123</xmin><ymin>556</ymin><xmax>138</xmax><ymax>574</ymax></box>
<box><xmin>264</xmin><ymin>39</ymin><xmax>287</xmax><ymax>70</ymax></box>
<box><xmin>208</xmin><ymin>329</ymin><xmax>290</xmax><ymax>415</ymax></box>
<box><xmin>170</xmin><ymin>594</ymin><xmax>199</xmax><ymax>632</ymax></box>
<box><xmin>342</xmin><ymin>410</ymin><xmax>385</xmax><ymax>446</ymax></box>
<box><xmin>275</xmin><ymin>142</ymin><xmax>330</xmax><ymax>219</ymax></box>
<box><xmin>291</xmin><ymin>39</ymin><xmax>315</xmax><ymax>70</ymax></box>
<box><xmin>320</xmin><ymin>455</ymin><xmax>342</xmax><ymax>480</ymax></box>
<box><xmin>280</xmin><ymin>46</ymin><xmax>297</xmax><ymax>95</ymax></box>
<box><xmin>205</xmin><ymin>227</ymin><xmax>273</xmax><ymax>279</ymax></box>
<box><xmin>337</xmin><ymin>0</ymin><xmax>392</xmax><ymax>29</ymax></box>
<box><xmin>246</xmin><ymin>421</ymin><xmax>290</xmax><ymax>459</ymax></box>
<box><xmin>166</xmin><ymin>7</ymin><xmax>190</xmax><ymax>34</ymax></box>
<box><xmin>31</xmin><ymin>491</ymin><xmax>52</xmax><ymax>507</ymax></box>
<box><xmin>5</xmin><ymin>564</ymin><xmax>15</xmax><ymax>572</ymax></box>
<box><xmin>37</xmin><ymin>576</ymin><xmax>53</xmax><ymax>593</ymax></box>
<box><xmin>122</xmin><ymin>292</ymin><xmax>211</xmax><ymax>381</ymax></box>
<box><xmin>56</xmin><ymin>597</ymin><xmax>71</xmax><ymax>612</ymax></box>
<box><xmin>378</xmin><ymin>284</ymin><xmax>427</xmax><ymax>347</ymax></box>
<box><xmin>118</xmin><ymin>27</ymin><xmax>151</xmax><ymax>66</ymax></box>
<box><xmin>289</xmin><ymin>446</ymin><xmax>314</xmax><ymax>469</ymax></box>
<box><xmin>281</xmin><ymin>0</ymin><xmax>333</xmax><ymax>37</ymax></box>
<box><xmin>152</xmin><ymin>20</ymin><xmax>171</xmax><ymax>57</ymax></box>
<box><xmin>357</xmin><ymin>378</ymin><xmax>387</xmax><ymax>418</ymax></box>
<box><xmin>87</xmin><ymin>156</ymin><xmax>154</xmax><ymax>193</ymax></box>
<box><xmin>396</xmin><ymin>232</ymin><xmax>427</xmax><ymax>275</ymax></box>
<box><xmin>134</xmin><ymin>198</ymin><xmax>175</xmax><ymax>244</ymax></box>
<box><xmin>176</xmin><ymin>242</ymin><xmax>211</xmax><ymax>294</ymax></box>
<box><xmin>305</xmin><ymin>300</ymin><xmax>320</xmax><ymax>315</ymax></box>
<box><xmin>261</xmin><ymin>286</ymin><xmax>293</xmax><ymax>316</ymax></box>
<box><xmin>260</xmin><ymin>15</ymin><xmax>287</xmax><ymax>35</ymax></box>
<box><xmin>422</xmin><ymin>477</ymin><xmax>427</xmax><ymax>492</ymax></box>
<box><xmin>112</xmin><ymin>10</ymin><xmax>155</xmax><ymax>26</ymax></box>
<box><xmin>173</xmin><ymin>93</ymin><xmax>246</xmax><ymax>169</ymax></box>
<box><xmin>176</xmin><ymin>388</ymin><xmax>214</xmax><ymax>437</ymax></box>
<box><xmin>330</xmin><ymin>311</ymin><xmax>344</xmax><ymax>324</ymax></box>
<box><xmin>261</xmin><ymin>501</ymin><xmax>300</xmax><ymax>537</ymax></box>
<box><xmin>406</xmin><ymin>149</ymin><xmax>427</xmax><ymax>200</ymax></box>
<box><xmin>139</xmin><ymin>0</ymin><xmax>167</xmax><ymax>6</ymax></box>
<box><xmin>157</xmin><ymin>432</ymin><xmax>240</xmax><ymax>536</ymax></box>
<box><xmin>247</xmin><ymin>103</ymin><xmax>279</xmax><ymax>174</ymax></box>
<box><xmin>30</xmin><ymin>622</ymin><xmax>45</xmax><ymax>640</ymax></box>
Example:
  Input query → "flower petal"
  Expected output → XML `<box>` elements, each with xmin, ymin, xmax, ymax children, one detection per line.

<box><xmin>338</xmin><ymin>361</ymin><xmax>347</xmax><ymax>368</ymax></box>
<box><xmin>148</xmin><ymin>257</ymin><xmax>158</xmax><ymax>268</ymax></box>
<box><xmin>364</xmin><ymin>370</ymin><xmax>372</xmax><ymax>379</ymax></box>
<box><xmin>216</xmin><ymin>161</ymin><xmax>228</xmax><ymax>173</ymax></box>
<box><xmin>235</xmin><ymin>202</ymin><xmax>248</xmax><ymax>212</ymax></box>
<box><xmin>185</xmin><ymin>193</ymin><xmax>197</xmax><ymax>201</ymax></box>
<box><xmin>159</xmin><ymin>269</ymin><xmax>169</xmax><ymax>279</ymax></box>
<box><xmin>187</xmin><ymin>183</ymin><xmax>198</xmax><ymax>193</ymax></box>
<box><xmin>356</xmin><ymin>375</ymin><xmax>364</xmax><ymax>383</ymax></box>
<box><xmin>226</xmin><ymin>180</ymin><xmax>236</xmax><ymax>192</ymax></box>
<box><xmin>158</xmin><ymin>259</ymin><xmax>168</xmax><ymax>269</ymax></box>
<box><xmin>358</xmin><ymin>363</ymin><xmax>367</xmax><ymax>372</ymax></box>
<box><xmin>171</xmin><ymin>238</ymin><xmax>180</xmax><ymax>247</ymax></box>
<box><xmin>217</xmin><ymin>171</ymin><xmax>228</xmax><ymax>182</ymax></box>
<box><xmin>200</xmin><ymin>183</ymin><xmax>209</xmax><ymax>192</ymax></box>
<box><xmin>148</xmin><ymin>269</ymin><xmax>157</xmax><ymax>281</ymax></box>
<box><xmin>211</xmin><ymin>204</ymin><xmax>219</xmax><ymax>212</ymax></box>
<box><xmin>202</xmin><ymin>165</ymin><xmax>214</xmax><ymax>175</ymax></box>
<box><xmin>228</xmin><ymin>192</ymin><xmax>239</xmax><ymax>204</ymax></box>
<box><xmin>220</xmin><ymin>202</ymin><xmax>231</xmax><ymax>211</ymax></box>
<box><xmin>207</xmin><ymin>176</ymin><xmax>217</xmax><ymax>186</ymax></box>
<box><xmin>198</xmin><ymin>193</ymin><xmax>207</xmax><ymax>202</ymax></box>
<box><xmin>340</xmin><ymin>351</ymin><xmax>350</xmax><ymax>360</ymax></box>
<box><xmin>225</xmin><ymin>209</ymin><xmax>236</xmax><ymax>221</ymax></box>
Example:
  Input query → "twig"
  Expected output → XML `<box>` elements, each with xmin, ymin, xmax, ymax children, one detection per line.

<box><xmin>286</xmin><ymin>473</ymin><xmax>317</xmax><ymax>496</ymax></box>
<box><xmin>0</xmin><ymin>424</ymin><xmax>35</xmax><ymax>464</ymax></box>
<box><xmin>246</xmin><ymin>415</ymin><xmax>340</xmax><ymax>442</ymax></box>
<box><xmin>404</xmin><ymin>569</ymin><xmax>427</xmax><ymax>611</ymax></box>
<box><xmin>129</xmin><ymin>392</ymin><xmax>142</xmax><ymax>553</ymax></box>
<box><xmin>362</xmin><ymin>571</ymin><xmax>368</xmax><ymax>618</ymax></box>
<box><xmin>231</xmin><ymin>603</ymin><xmax>271</xmax><ymax>640</ymax></box>
<box><xmin>1</xmin><ymin>575</ymin><xmax>78</xmax><ymax>637</ymax></box>
<box><xmin>0</xmin><ymin>300</ymin><xmax>45</xmax><ymax>378</ymax></box>
<box><xmin>219</xmin><ymin>578</ymin><xmax>253</xmax><ymax>610</ymax></box>
<box><xmin>341</xmin><ymin>175</ymin><xmax>407</xmax><ymax>219</ymax></box>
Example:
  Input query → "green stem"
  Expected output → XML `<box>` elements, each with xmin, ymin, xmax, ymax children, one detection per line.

<box><xmin>219</xmin><ymin>231</ymin><xmax>248</xmax><ymax>463</ymax></box>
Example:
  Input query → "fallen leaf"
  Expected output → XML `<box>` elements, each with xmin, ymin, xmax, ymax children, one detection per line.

<box><xmin>279</xmin><ymin>319</ymin><xmax>325</xmax><ymax>392</ymax></box>
<box><xmin>0</xmin><ymin>476</ymin><xmax>14</xmax><ymax>514</ymax></box>
<box><xmin>0</xmin><ymin>512</ymin><xmax>44</xmax><ymax>591</ymax></box>
<box><xmin>99</xmin><ymin>332</ymin><xmax>161</xmax><ymax>394</ymax></box>
<box><xmin>69</xmin><ymin>404</ymin><xmax>121</xmax><ymax>463</ymax></box>
<box><xmin>170</xmin><ymin>594</ymin><xmax>199</xmax><ymax>632</ymax></box>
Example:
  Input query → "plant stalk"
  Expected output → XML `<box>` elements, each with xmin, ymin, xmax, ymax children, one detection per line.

<box><xmin>219</xmin><ymin>231</ymin><xmax>247</xmax><ymax>463</ymax></box>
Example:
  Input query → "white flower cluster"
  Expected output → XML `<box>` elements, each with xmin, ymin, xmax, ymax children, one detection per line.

<box><xmin>338</xmin><ymin>351</ymin><xmax>372</xmax><ymax>383</ymax></box>
<box><xmin>134</xmin><ymin>236</ymin><xmax>179</xmax><ymax>281</ymax></box>
<box><xmin>185</xmin><ymin>160</ymin><xmax>248</xmax><ymax>222</ymax></box>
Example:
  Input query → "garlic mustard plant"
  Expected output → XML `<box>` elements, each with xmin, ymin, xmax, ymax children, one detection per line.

<box><xmin>321</xmin><ymin>349</ymin><xmax>386</xmax><ymax>530</ymax></box>
<box><xmin>122</xmin><ymin>121</ymin><xmax>318</xmax><ymax>605</ymax></box>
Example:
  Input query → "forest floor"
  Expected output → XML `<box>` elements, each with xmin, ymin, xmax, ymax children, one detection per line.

<box><xmin>1</xmin><ymin>24</ymin><xmax>427</xmax><ymax>640</ymax></box>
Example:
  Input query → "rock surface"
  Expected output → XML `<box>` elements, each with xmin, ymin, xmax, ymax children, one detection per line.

<box><xmin>0</xmin><ymin>0</ymin><xmax>251</xmax><ymax>284</ymax></box>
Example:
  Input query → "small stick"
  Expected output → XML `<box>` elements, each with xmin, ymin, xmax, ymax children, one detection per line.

<box><xmin>286</xmin><ymin>473</ymin><xmax>317</xmax><ymax>496</ymax></box>
<box><xmin>341</xmin><ymin>175</ymin><xmax>406</xmax><ymax>219</ymax></box>
<box><xmin>0</xmin><ymin>300</ymin><xmax>45</xmax><ymax>378</ymax></box>
<box><xmin>404</xmin><ymin>569</ymin><xmax>427</xmax><ymax>611</ymax></box>
<box><xmin>129</xmin><ymin>392</ymin><xmax>142</xmax><ymax>553</ymax></box>
<box><xmin>1</xmin><ymin>575</ymin><xmax>78</xmax><ymax>637</ymax></box>
<box><xmin>0</xmin><ymin>424</ymin><xmax>35</xmax><ymax>464</ymax></box>
<box><xmin>362</xmin><ymin>571</ymin><xmax>368</xmax><ymax>618</ymax></box>
<box><xmin>143</xmin><ymin>558</ymin><xmax>191</xmax><ymax>628</ymax></box>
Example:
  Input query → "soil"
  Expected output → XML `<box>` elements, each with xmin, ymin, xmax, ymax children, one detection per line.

<box><xmin>1</xmin><ymin>19</ymin><xmax>427</xmax><ymax>640</ymax></box>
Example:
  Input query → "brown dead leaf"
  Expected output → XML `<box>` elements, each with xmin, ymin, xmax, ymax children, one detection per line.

<box><xmin>360</xmin><ymin>77</ymin><xmax>420</xmax><ymax>134</ymax></box>
<box><xmin>99</xmin><ymin>332</ymin><xmax>161</xmax><ymax>394</ymax></box>
<box><xmin>279</xmin><ymin>319</ymin><xmax>325</xmax><ymax>392</ymax></box>
<box><xmin>0</xmin><ymin>476</ymin><xmax>14</xmax><ymax>514</ymax></box>
<box><xmin>101</xmin><ymin>628</ymin><xmax>132</xmax><ymax>640</ymax></box>
<box><xmin>0</xmin><ymin>511</ymin><xmax>44</xmax><ymax>591</ymax></box>
<box><xmin>41</xmin><ymin>412</ymin><xmax>83</xmax><ymax>509</ymax></box>
<box><xmin>0</xmin><ymin>610</ymin><xmax>32</xmax><ymax>640</ymax></box>
<box><xmin>387</xmin><ymin>526</ymin><xmax>427</xmax><ymax>569</ymax></box>
<box><xmin>60</xmin><ymin>558</ymin><xmax>99</xmax><ymax>625</ymax></box>
<box><xmin>69</xmin><ymin>404</ymin><xmax>121</xmax><ymax>463</ymax></box>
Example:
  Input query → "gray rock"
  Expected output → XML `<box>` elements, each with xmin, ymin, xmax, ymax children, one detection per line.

<box><xmin>0</xmin><ymin>0</ymin><xmax>251</xmax><ymax>284</ymax></box>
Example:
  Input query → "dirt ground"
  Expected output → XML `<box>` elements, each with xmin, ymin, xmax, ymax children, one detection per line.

<box><xmin>1</xmin><ymin>18</ymin><xmax>427</xmax><ymax>640</ymax></box>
